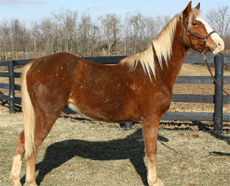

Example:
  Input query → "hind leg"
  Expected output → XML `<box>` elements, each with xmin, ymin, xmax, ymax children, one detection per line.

<box><xmin>25</xmin><ymin>118</ymin><xmax>57</xmax><ymax>186</ymax></box>
<box><xmin>10</xmin><ymin>131</ymin><xmax>25</xmax><ymax>186</ymax></box>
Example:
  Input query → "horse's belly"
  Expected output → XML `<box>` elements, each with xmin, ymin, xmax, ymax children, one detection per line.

<box><xmin>68</xmin><ymin>99</ymin><xmax>140</xmax><ymax>123</ymax></box>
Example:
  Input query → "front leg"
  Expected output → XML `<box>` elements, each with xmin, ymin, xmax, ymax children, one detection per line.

<box><xmin>143</xmin><ymin>116</ymin><xmax>165</xmax><ymax>186</ymax></box>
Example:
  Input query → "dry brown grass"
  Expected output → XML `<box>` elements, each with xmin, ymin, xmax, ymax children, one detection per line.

<box><xmin>0</xmin><ymin>110</ymin><xmax>230</xmax><ymax>186</ymax></box>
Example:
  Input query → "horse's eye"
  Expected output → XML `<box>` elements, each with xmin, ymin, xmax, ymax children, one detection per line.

<box><xmin>192</xmin><ymin>22</ymin><xmax>199</xmax><ymax>26</ymax></box>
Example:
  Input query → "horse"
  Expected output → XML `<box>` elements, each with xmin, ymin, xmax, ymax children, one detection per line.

<box><xmin>10</xmin><ymin>1</ymin><xmax>224</xmax><ymax>186</ymax></box>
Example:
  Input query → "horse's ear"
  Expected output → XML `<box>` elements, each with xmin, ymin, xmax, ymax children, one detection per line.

<box><xmin>195</xmin><ymin>3</ymin><xmax>200</xmax><ymax>10</ymax></box>
<box><xmin>183</xmin><ymin>1</ymin><xmax>192</xmax><ymax>18</ymax></box>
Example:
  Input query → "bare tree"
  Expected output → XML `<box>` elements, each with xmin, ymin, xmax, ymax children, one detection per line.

<box><xmin>100</xmin><ymin>13</ymin><xmax>121</xmax><ymax>55</ymax></box>
<box><xmin>0</xmin><ymin>21</ymin><xmax>10</xmax><ymax>60</ymax></box>
<box><xmin>89</xmin><ymin>25</ymin><xmax>100</xmax><ymax>56</ymax></box>
<box><xmin>129</xmin><ymin>13</ymin><xmax>144</xmax><ymax>53</ymax></box>
<box><xmin>52</xmin><ymin>9</ymin><xmax>78</xmax><ymax>53</ymax></box>
<box><xmin>39</xmin><ymin>18</ymin><xmax>56</xmax><ymax>54</ymax></box>
<box><xmin>78</xmin><ymin>12</ymin><xmax>92</xmax><ymax>56</ymax></box>
<box><xmin>123</xmin><ymin>12</ymin><xmax>131</xmax><ymax>55</ymax></box>
<box><xmin>9</xmin><ymin>19</ymin><xmax>30</xmax><ymax>59</ymax></box>
<box><xmin>31</xmin><ymin>22</ymin><xmax>39</xmax><ymax>57</ymax></box>
<box><xmin>206</xmin><ymin>6</ymin><xmax>230</xmax><ymax>37</ymax></box>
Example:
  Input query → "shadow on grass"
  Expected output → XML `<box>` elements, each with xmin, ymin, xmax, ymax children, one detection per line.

<box><xmin>161</xmin><ymin>120</ymin><xmax>230</xmax><ymax>146</ymax></box>
<box><xmin>195</xmin><ymin>121</ymin><xmax>230</xmax><ymax>146</ymax></box>
<box><xmin>209</xmin><ymin>151</ymin><xmax>230</xmax><ymax>156</ymax></box>
<box><xmin>209</xmin><ymin>131</ymin><xmax>230</xmax><ymax>146</ymax></box>
<box><xmin>20</xmin><ymin>129</ymin><xmax>168</xmax><ymax>186</ymax></box>
<box><xmin>194</xmin><ymin>121</ymin><xmax>230</xmax><ymax>156</ymax></box>
<box><xmin>0</xmin><ymin>99</ymin><xmax>22</xmax><ymax>112</ymax></box>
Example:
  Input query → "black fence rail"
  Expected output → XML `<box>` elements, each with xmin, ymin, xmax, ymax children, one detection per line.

<box><xmin>0</xmin><ymin>54</ymin><xmax>230</xmax><ymax>133</ymax></box>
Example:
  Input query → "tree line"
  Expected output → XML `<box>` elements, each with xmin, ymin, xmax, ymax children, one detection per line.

<box><xmin>0</xmin><ymin>6</ymin><xmax>229</xmax><ymax>61</ymax></box>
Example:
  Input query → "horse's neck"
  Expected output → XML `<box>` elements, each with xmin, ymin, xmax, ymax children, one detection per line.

<box><xmin>164</xmin><ymin>22</ymin><xmax>187</xmax><ymax>89</ymax></box>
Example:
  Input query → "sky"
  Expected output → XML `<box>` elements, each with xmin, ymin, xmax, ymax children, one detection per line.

<box><xmin>0</xmin><ymin>0</ymin><xmax>229</xmax><ymax>27</ymax></box>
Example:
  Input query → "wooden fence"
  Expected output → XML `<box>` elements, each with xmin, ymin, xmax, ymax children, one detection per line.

<box><xmin>0</xmin><ymin>54</ymin><xmax>230</xmax><ymax>133</ymax></box>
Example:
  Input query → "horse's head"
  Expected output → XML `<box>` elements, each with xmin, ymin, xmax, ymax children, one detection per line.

<box><xmin>181</xmin><ymin>1</ymin><xmax>224</xmax><ymax>54</ymax></box>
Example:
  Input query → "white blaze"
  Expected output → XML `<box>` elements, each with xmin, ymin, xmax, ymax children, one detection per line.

<box><xmin>196</xmin><ymin>15</ymin><xmax>224</xmax><ymax>54</ymax></box>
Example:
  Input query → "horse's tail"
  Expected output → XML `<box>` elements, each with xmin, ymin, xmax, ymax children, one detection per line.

<box><xmin>21</xmin><ymin>62</ymin><xmax>35</xmax><ymax>159</ymax></box>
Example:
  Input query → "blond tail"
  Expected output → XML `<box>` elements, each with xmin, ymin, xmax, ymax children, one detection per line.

<box><xmin>21</xmin><ymin>62</ymin><xmax>35</xmax><ymax>159</ymax></box>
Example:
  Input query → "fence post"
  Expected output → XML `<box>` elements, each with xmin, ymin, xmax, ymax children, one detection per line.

<box><xmin>214</xmin><ymin>54</ymin><xmax>224</xmax><ymax>133</ymax></box>
<box><xmin>8</xmin><ymin>60</ymin><xmax>15</xmax><ymax>114</ymax></box>
<box><xmin>124</xmin><ymin>122</ymin><xmax>133</xmax><ymax>130</ymax></box>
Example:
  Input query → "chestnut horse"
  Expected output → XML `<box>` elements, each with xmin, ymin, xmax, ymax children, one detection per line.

<box><xmin>10</xmin><ymin>2</ymin><xmax>224</xmax><ymax>186</ymax></box>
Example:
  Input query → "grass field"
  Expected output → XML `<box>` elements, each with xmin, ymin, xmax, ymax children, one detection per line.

<box><xmin>0</xmin><ymin>109</ymin><xmax>230</xmax><ymax>186</ymax></box>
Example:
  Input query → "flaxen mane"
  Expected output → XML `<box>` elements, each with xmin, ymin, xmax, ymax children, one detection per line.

<box><xmin>121</xmin><ymin>9</ymin><xmax>200</xmax><ymax>80</ymax></box>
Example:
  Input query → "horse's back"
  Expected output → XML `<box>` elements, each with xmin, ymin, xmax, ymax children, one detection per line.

<box><xmin>28</xmin><ymin>52</ymin><xmax>78</xmax><ymax>71</ymax></box>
